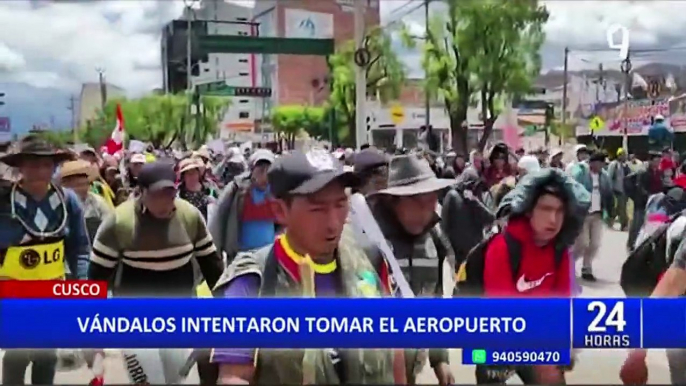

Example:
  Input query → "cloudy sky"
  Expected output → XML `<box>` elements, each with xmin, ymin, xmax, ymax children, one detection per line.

<box><xmin>1</xmin><ymin>0</ymin><xmax>686</xmax><ymax>132</ymax></box>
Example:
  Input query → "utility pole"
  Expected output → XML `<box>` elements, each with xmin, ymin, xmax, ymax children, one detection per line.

<box><xmin>598</xmin><ymin>63</ymin><xmax>604</xmax><ymax>100</ymax></box>
<box><xmin>423</xmin><ymin>0</ymin><xmax>430</xmax><ymax>131</ymax></box>
<box><xmin>183</xmin><ymin>0</ymin><xmax>197</xmax><ymax>92</ymax></box>
<box><xmin>68</xmin><ymin>95</ymin><xmax>77</xmax><ymax>142</ymax></box>
<box><xmin>621</xmin><ymin>51</ymin><xmax>632</xmax><ymax>152</ymax></box>
<box><xmin>68</xmin><ymin>96</ymin><xmax>76</xmax><ymax>130</ymax></box>
<box><xmin>96</xmin><ymin>68</ymin><xmax>106</xmax><ymax>110</ymax></box>
<box><xmin>561</xmin><ymin>47</ymin><xmax>569</xmax><ymax>144</ymax></box>
<box><xmin>354</xmin><ymin>0</ymin><xmax>367</xmax><ymax>149</ymax></box>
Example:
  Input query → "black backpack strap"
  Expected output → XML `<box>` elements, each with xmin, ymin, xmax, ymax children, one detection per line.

<box><xmin>258</xmin><ymin>246</ymin><xmax>278</xmax><ymax>297</ymax></box>
<box><xmin>429</xmin><ymin>227</ymin><xmax>451</xmax><ymax>296</ymax></box>
<box><xmin>503</xmin><ymin>232</ymin><xmax>522</xmax><ymax>282</ymax></box>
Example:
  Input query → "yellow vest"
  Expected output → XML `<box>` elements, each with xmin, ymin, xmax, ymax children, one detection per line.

<box><xmin>92</xmin><ymin>179</ymin><xmax>115</xmax><ymax>208</ymax></box>
<box><xmin>0</xmin><ymin>239</ymin><xmax>65</xmax><ymax>280</ymax></box>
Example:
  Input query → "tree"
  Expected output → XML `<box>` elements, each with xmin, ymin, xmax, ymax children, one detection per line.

<box><xmin>402</xmin><ymin>0</ymin><xmax>548</xmax><ymax>153</ymax></box>
<box><xmin>550</xmin><ymin>120</ymin><xmax>576</xmax><ymax>140</ymax></box>
<box><xmin>34</xmin><ymin>129</ymin><xmax>73</xmax><ymax>148</ymax></box>
<box><xmin>85</xmin><ymin>93</ymin><xmax>229</xmax><ymax>149</ymax></box>
<box><xmin>271</xmin><ymin>105</ymin><xmax>326</xmax><ymax>149</ymax></box>
<box><xmin>329</xmin><ymin>27</ymin><xmax>406</xmax><ymax>146</ymax></box>
<box><xmin>186</xmin><ymin>95</ymin><xmax>231</xmax><ymax>149</ymax></box>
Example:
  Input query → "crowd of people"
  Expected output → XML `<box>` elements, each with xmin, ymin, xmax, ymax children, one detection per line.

<box><xmin>2</xmin><ymin>131</ymin><xmax>686</xmax><ymax>385</ymax></box>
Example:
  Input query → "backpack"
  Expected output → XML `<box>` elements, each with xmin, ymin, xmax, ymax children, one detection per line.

<box><xmin>456</xmin><ymin>230</ymin><xmax>565</xmax><ymax>296</ymax></box>
<box><xmin>111</xmin><ymin>199</ymin><xmax>200</xmax><ymax>289</ymax></box>
<box><xmin>620</xmin><ymin>214</ymin><xmax>677</xmax><ymax>297</ymax></box>
<box><xmin>623</xmin><ymin>171</ymin><xmax>639</xmax><ymax>201</ymax></box>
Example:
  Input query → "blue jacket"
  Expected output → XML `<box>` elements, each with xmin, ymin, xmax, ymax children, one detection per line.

<box><xmin>648</xmin><ymin>122</ymin><xmax>673</xmax><ymax>149</ymax></box>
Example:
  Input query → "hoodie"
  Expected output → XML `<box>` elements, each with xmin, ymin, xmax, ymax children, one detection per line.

<box><xmin>484</xmin><ymin>217</ymin><xmax>572</xmax><ymax>297</ymax></box>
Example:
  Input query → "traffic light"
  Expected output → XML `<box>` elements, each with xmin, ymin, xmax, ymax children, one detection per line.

<box><xmin>366</xmin><ymin>116</ymin><xmax>371</xmax><ymax>131</ymax></box>
<box><xmin>233</xmin><ymin>87</ymin><xmax>272</xmax><ymax>97</ymax></box>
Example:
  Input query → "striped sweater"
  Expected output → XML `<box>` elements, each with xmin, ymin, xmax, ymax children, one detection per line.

<box><xmin>88</xmin><ymin>198</ymin><xmax>223</xmax><ymax>297</ymax></box>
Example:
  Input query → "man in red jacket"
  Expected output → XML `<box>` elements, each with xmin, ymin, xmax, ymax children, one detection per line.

<box><xmin>480</xmin><ymin>182</ymin><xmax>572</xmax><ymax>384</ymax></box>
<box><xmin>484</xmin><ymin>183</ymin><xmax>572</xmax><ymax>297</ymax></box>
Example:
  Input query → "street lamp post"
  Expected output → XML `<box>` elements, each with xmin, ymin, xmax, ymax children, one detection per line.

<box><xmin>620</xmin><ymin>55</ymin><xmax>632</xmax><ymax>151</ymax></box>
<box><xmin>183</xmin><ymin>0</ymin><xmax>198</xmax><ymax>92</ymax></box>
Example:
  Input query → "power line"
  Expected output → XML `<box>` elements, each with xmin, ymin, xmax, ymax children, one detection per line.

<box><xmin>388</xmin><ymin>0</ymin><xmax>414</xmax><ymax>17</ymax></box>
<box><xmin>569</xmin><ymin>45</ymin><xmax>686</xmax><ymax>54</ymax></box>
<box><xmin>383</xmin><ymin>1</ymin><xmax>426</xmax><ymax>28</ymax></box>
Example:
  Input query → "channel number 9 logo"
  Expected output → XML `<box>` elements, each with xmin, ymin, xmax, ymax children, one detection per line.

<box><xmin>587</xmin><ymin>301</ymin><xmax>627</xmax><ymax>333</ymax></box>
<box><xmin>607</xmin><ymin>24</ymin><xmax>630</xmax><ymax>60</ymax></box>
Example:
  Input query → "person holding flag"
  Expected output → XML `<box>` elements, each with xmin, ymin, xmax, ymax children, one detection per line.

<box><xmin>105</xmin><ymin>103</ymin><xmax>125</xmax><ymax>155</ymax></box>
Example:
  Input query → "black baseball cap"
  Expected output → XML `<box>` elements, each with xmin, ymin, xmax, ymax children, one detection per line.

<box><xmin>353</xmin><ymin>148</ymin><xmax>387</xmax><ymax>174</ymax></box>
<box><xmin>268</xmin><ymin>149</ymin><xmax>359</xmax><ymax>199</ymax></box>
<box><xmin>138</xmin><ymin>161</ymin><xmax>177</xmax><ymax>192</ymax></box>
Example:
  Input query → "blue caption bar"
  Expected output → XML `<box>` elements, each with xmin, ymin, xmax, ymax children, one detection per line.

<box><xmin>572</xmin><ymin>299</ymin><xmax>641</xmax><ymax>349</ymax></box>
<box><xmin>0</xmin><ymin>299</ymin><xmax>571</xmax><ymax>349</ymax></box>
<box><xmin>462</xmin><ymin>348</ymin><xmax>571</xmax><ymax>366</ymax></box>
<box><xmin>643</xmin><ymin>299</ymin><xmax>684</xmax><ymax>348</ymax></box>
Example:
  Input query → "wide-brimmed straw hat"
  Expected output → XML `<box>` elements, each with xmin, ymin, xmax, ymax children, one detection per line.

<box><xmin>372</xmin><ymin>154</ymin><xmax>455</xmax><ymax>196</ymax></box>
<box><xmin>0</xmin><ymin>135</ymin><xmax>72</xmax><ymax>167</ymax></box>
<box><xmin>59</xmin><ymin>160</ymin><xmax>93</xmax><ymax>180</ymax></box>
<box><xmin>178</xmin><ymin>158</ymin><xmax>204</xmax><ymax>174</ymax></box>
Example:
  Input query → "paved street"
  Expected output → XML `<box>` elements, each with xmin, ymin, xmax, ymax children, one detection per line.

<box><xmin>0</xmin><ymin>227</ymin><xmax>671</xmax><ymax>384</ymax></box>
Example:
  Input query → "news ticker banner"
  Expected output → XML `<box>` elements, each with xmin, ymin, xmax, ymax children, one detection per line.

<box><xmin>0</xmin><ymin>282</ymin><xmax>682</xmax><ymax>351</ymax></box>
<box><xmin>0</xmin><ymin>297</ymin><xmax>570</xmax><ymax>349</ymax></box>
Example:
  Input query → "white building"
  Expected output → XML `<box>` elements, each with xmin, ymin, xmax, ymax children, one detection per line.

<box><xmin>189</xmin><ymin>0</ymin><xmax>257</xmax><ymax>135</ymax></box>
<box><xmin>78</xmin><ymin>82</ymin><xmax>125</xmax><ymax>129</ymax></box>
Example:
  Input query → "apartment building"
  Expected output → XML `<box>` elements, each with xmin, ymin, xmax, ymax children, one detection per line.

<box><xmin>253</xmin><ymin>0</ymin><xmax>380</xmax><ymax>130</ymax></box>
<box><xmin>161</xmin><ymin>0</ymin><xmax>256</xmax><ymax>133</ymax></box>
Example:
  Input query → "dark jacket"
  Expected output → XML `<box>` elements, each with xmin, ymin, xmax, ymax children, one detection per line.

<box><xmin>365</xmin><ymin>200</ymin><xmax>451</xmax><ymax>372</ymax></box>
<box><xmin>441</xmin><ymin>188</ymin><xmax>495</xmax><ymax>266</ymax></box>
<box><xmin>633</xmin><ymin>167</ymin><xmax>664</xmax><ymax>209</ymax></box>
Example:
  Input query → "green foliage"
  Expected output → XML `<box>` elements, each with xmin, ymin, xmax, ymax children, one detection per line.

<box><xmin>328</xmin><ymin>27</ymin><xmax>406</xmax><ymax>146</ymax></box>
<box><xmin>402</xmin><ymin>0</ymin><xmax>548</xmax><ymax>153</ymax></box>
<box><xmin>550</xmin><ymin>121</ymin><xmax>575</xmax><ymax>139</ymax></box>
<box><xmin>83</xmin><ymin>93</ymin><xmax>230</xmax><ymax>149</ymax></box>
<box><xmin>34</xmin><ymin>130</ymin><xmax>73</xmax><ymax>148</ymax></box>
<box><xmin>271</xmin><ymin>105</ymin><xmax>327</xmax><ymax>149</ymax></box>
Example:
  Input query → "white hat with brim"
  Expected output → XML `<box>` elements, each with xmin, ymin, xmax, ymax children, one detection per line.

<box><xmin>130</xmin><ymin>154</ymin><xmax>146</xmax><ymax>164</ymax></box>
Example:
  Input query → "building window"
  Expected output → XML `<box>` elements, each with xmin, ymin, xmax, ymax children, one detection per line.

<box><xmin>238</xmin><ymin>31</ymin><xmax>248</xmax><ymax>36</ymax></box>
<box><xmin>239</xmin><ymin>99</ymin><xmax>249</xmax><ymax>104</ymax></box>
<box><xmin>239</xmin><ymin>59</ymin><xmax>248</xmax><ymax>63</ymax></box>
<box><xmin>239</xmin><ymin>72</ymin><xmax>249</xmax><ymax>76</ymax></box>
<box><xmin>239</xmin><ymin>111</ymin><xmax>250</xmax><ymax>119</ymax></box>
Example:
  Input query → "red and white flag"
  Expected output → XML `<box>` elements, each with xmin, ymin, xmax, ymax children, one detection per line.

<box><xmin>105</xmin><ymin>103</ymin><xmax>125</xmax><ymax>155</ymax></box>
